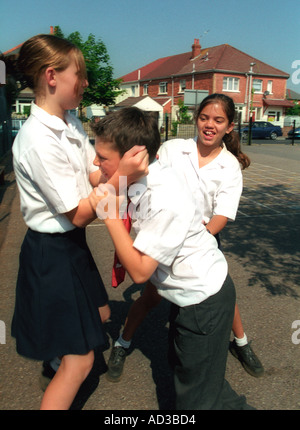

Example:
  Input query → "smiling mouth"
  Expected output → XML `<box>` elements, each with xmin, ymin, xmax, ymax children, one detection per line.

<box><xmin>203</xmin><ymin>130</ymin><xmax>215</xmax><ymax>136</ymax></box>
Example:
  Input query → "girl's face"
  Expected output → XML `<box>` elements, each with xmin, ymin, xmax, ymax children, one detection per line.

<box><xmin>55</xmin><ymin>56</ymin><xmax>88</xmax><ymax>111</ymax></box>
<box><xmin>94</xmin><ymin>139</ymin><xmax>121</xmax><ymax>180</ymax></box>
<box><xmin>196</xmin><ymin>102</ymin><xmax>234</xmax><ymax>149</ymax></box>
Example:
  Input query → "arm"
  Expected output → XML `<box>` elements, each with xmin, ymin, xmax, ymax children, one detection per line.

<box><xmin>89</xmin><ymin>169</ymin><xmax>106</xmax><ymax>187</ymax></box>
<box><xmin>108</xmin><ymin>146</ymin><xmax>149</xmax><ymax>193</ymax></box>
<box><xmin>105</xmin><ymin>218</ymin><xmax>159</xmax><ymax>284</ymax></box>
<box><xmin>205</xmin><ymin>214</ymin><xmax>228</xmax><ymax>236</ymax></box>
<box><xmin>65</xmin><ymin>145</ymin><xmax>149</xmax><ymax>228</ymax></box>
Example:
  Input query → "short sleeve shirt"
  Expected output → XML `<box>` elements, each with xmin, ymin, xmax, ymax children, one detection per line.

<box><xmin>12</xmin><ymin>103</ymin><xmax>98</xmax><ymax>233</ymax></box>
<box><xmin>158</xmin><ymin>138</ymin><xmax>243</xmax><ymax>224</ymax></box>
<box><xmin>129</xmin><ymin>160</ymin><xmax>228</xmax><ymax>307</ymax></box>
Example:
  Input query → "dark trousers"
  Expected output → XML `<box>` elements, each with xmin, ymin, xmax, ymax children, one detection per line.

<box><xmin>168</xmin><ymin>274</ymin><xmax>251</xmax><ymax>410</ymax></box>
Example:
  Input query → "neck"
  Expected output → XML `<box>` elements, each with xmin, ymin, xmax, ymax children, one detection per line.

<box><xmin>35</xmin><ymin>95</ymin><xmax>66</xmax><ymax>122</ymax></box>
<box><xmin>197</xmin><ymin>139</ymin><xmax>223</xmax><ymax>168</ymax></box>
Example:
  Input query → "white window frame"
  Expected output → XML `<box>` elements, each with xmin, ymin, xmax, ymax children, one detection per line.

<box><xmin>143</xmin><ymin>84</ymin><xmax>148</xmax><ymax>95</ymax></box>
<box><xmin>267</xmin><ymin>80</ymin><xmax>273</xmax><ymax>94</ymax></box>
<box><xmin>252</xmin><ymin>79</ymin><xmax>263</xmax><ymax>93</ymax></box>
<box><xmin>223</xmin><ymin>77</ymin><xmax>239</xmax><ymax>92</ymax></box>
<box><xmin>159</xmin><ymin>82</ymin><xmax>168</xmax><ymax>94</ymax></box>
<box><xmin>179</xmin><ymin>79</ymin><xmax>186</xmax><ymax>93</ymax></box>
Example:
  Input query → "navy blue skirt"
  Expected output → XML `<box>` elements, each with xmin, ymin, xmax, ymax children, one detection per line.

<box><xmin>11</xmin><ymin>228</ymin><xmax>108</xmax><ymax>361</ymax></box>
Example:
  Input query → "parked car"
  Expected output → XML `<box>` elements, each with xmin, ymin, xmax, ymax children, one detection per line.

<box><xmin>241</xmin><ymin>121</ymin><xmax>282</xmax><ymax>140</ymax></box>
<box><xmin>287</xmin><ymin>127</ymin><xmax>300</xmax><ymax>139</ymax></box>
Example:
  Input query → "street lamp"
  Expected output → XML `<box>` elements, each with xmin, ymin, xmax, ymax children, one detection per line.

<box><xmin>247</xmin><ymin>62</ymin><xmax>256</xmax><ymax>121</ymax></box>
<box><xmin>246</xmin><ymin>63</ymin><xmax>255</xmax><ymax>145</ymax></box>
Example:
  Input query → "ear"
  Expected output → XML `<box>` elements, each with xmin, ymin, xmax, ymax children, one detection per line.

<box><xmin>226</xmin><ymin>122</ymin><xmax>235</xmax><ymax>134</ymax></box>
<box><xmin>44</xmin><ymin>67</ymin><xmax>57</xmax><ymax>88</ymax></box>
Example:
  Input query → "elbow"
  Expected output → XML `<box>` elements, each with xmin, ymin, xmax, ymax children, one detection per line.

<box><xmin>72</xmin><ymin>219</ymin><xmax>88</xmax><ymax>229</ymax></box>
<box><xmin>130</xmin><ymin>271</ymin><xmax>150</xmax><ymax>285</ymax></box>
<box><xmin>128</xmin><ymin>266</ymin><xmax>153</xmax><ymax>284</ymax></box>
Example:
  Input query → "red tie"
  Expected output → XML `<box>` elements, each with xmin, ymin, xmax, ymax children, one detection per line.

<box><xmin>111</xmin><ymin>202</ymin><xmax>132</xmax><ymax>287</ymax></box>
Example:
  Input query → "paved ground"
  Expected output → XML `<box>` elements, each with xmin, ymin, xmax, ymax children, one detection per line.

<box><xmin>0</xmin><ymin>141</ymin><xmax>299</xmax><ymax>411</ymax></box>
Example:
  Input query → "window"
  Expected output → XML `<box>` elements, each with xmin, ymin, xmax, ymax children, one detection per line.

<box><xmin>143</xmin><ymin>84</ymin><xmax>148</xmax><ymax>95</ymax></box>
<box><xmin>223</xmin><ymin>77</ymin><xmax>239</xmax><ymax>92</ymax></box>
<box><xmin>268</xmin><ymin>112</ymin><xmax>280</xmax><ymax>121</ymax></box>
<box><xmin>256</xmin><ymin>107</ymin><xmax>262</xmax><ymax>120</ymax></box>
<box><xmin>179</xmin><ymin>79</ymin><xmax>186</xmax><ymax>93</ymax></box>
<box><xmin>267</xmin><ymin>80</ymin><xmax>273</xmax><ymax>94</ymax></box>
<box><xmin>252</xmin><ymin>79</ymin><xmax>263</xmax><ymax>93</ymax></box>
<box><xmin>159</xmin><ymin>82</ymin><xmax>168</xmax><ymax>94</ymax></box>
<box><xmin>234</xmin><ymin>106</ymin><xmax>243</xmax><ymax>122</ymax></box>
<box><xmin>131</xmin><ymin>85</ymin><xmax>136</xmax><ymax>96</ymax></box>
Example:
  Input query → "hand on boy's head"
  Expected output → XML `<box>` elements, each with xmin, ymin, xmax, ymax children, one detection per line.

<box><xmin>118</xmin><ymin>145</ymin><xmax>149</xmax><ymax>185</ymax></box>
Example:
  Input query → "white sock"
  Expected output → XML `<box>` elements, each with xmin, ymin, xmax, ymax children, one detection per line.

<box><xmin>234</xmin><ymin>333</ymin><xmax>248</xmax><ymax>347</ymax></box>
<box><xmin>49</xmin><ymin>357</ymin><xmax>61</xmax><ymax>371</ymax></box>
<box><xmin>115</xmin><ymin>334</ymin><xmax>131</xmax><ymax>349</ymax></box>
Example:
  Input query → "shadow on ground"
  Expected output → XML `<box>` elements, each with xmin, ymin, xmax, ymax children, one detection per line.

<box><xmin>221</xmin><ymin>183</ymin><xmax>300</xmax><ymax>299</ymax></box>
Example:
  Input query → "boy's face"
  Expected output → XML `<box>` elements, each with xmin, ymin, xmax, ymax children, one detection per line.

<box><xmin>94</xmin><ymin>138</ymin><xmax>121</xmax><ymax>180</ymax></box>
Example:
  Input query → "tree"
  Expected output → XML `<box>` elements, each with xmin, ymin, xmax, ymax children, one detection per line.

<box><xmin>54</xmin><ymin>26</ymin><xmax>123</xmax><ymax>109</ymax></box>
<box><xmin>177</xmin><ymin>99</ymin><xmax>193</xmax><ymax>124</ymax></box>
<box><xmin>286</xmin><ymin>101</ymin><xmax>300</xmax><ymax>116</ymax></box>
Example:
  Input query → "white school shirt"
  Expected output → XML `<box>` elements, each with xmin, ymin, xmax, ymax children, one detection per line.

<box><xmin>13</xmin><ymin>103</ymin><xmax>98</xmax><ymax>233</ymax></box>
<box><xmin>158</xmin><ymin>138</ymin><xmax>243</xmax><ymax>224</ymax></box>
<box><xmin>129</xmin><ymin>159</ymin><xmax>228</xmax><ymax>307</ymax></box>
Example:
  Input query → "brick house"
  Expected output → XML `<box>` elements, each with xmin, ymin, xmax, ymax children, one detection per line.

<box><xmin>118</xmin><ymin>39</ymin><xmax>293</xmax><ymax>126</ymax></box>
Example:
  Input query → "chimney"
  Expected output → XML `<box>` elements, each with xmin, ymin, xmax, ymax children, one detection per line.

<box><xmin>192</xmin><ymin>38</ymin><xmax>201</xmax><ymax>59</ymax></box>
<box><xmin>50</xmin><ymin>26</ymin><xmax>54</xmax><ymax>34</ymax></box>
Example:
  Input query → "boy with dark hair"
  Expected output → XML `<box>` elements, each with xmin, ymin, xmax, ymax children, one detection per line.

<box><xmin>90</xmin><ymin>107</ymin><xmax>252</xmax><ymax>410</ymax></box>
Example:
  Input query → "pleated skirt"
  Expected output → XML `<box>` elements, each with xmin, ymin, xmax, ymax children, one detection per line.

<box><xmin>11</xmin><ymin>227</ymin><xmax>108</xmax><ymax>361</ymax></box>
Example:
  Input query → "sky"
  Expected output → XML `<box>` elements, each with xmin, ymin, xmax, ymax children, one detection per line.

<box><xmin>1</xmin><ymin>0</ymin><xmax>300</xmax><ymax>92</ymax></box>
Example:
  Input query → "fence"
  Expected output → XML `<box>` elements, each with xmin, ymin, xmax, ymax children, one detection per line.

<box><xmin>1</xmin><ymin>118</ymin><xmax>29</xmax><ymax>159</ymax></box>
<box><xmin>0</xmin><ymin>120</ymin><xmax>12</xmax><ymax>158</ymax></box>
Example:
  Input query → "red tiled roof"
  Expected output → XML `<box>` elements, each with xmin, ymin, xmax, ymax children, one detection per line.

<box><xmin>115</xmin><ymin>96</ymin><xmax>149</xmax><ymax>107</ymax></box>
<box><xmin>120</xmin><ymin>44</ymin><xmax>289</xmax><ymax>82</ymax></box>
<box><xmin>154</xmin><ymin>98</ymin><xmax>172</xmax><ymax>106</ymax></box>
<box><xmin>3</xmin><ymin>43</ymin><xmax>23</xmax><ymax>57</ymax></box>
<box><xmin>263</xmin><ymin>99</ymin><xmax>294</xmax><ymax>107</ymax></box>
<box><xmin>286</xmin><ymin>89</ymin><xmax>300</xmax><ymax>100</ymax></box>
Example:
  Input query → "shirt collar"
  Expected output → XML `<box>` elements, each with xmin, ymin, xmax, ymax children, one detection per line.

<box><xmin>30</xmin><ymin>102</ymin><xmax>84</xmax><ymax>141</ymax></box>
<box><xmin>31</xmin><ymin>102</ymin><xmax>67</xmax><ymax>131</ymax></box>
<box><xmin>191</xmin><ymin>137</ymin><xmax>229</xmax><ymax>169</ymax></box>
<box><xmin>128</xmin><ymin>159</ymin><xmax>159</xmax><ymax>205</ymax></box>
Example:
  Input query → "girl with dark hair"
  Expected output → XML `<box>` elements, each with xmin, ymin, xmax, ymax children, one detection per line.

<box><xmin>162</xmin><ymin>93</ymin><xmax>263</xmax><ymax>377</ymax></box>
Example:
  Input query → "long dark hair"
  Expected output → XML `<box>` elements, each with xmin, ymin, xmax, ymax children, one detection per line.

<box><xmin>195</xmin><ymin>93</ymin><xmax>250</xmax><ymax>170</ymax></box>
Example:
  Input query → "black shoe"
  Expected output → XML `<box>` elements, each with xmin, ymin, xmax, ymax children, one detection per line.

<box><xmin>39</xmin><ymin>361</ymin><xmax>56</xmax><ymax>391</ymax></box>
<box><xmin>106</xmin><ymin>345</ymin><xmax>127</xmax><ymax>382</ymax></box>
<box><xmin>229</xmin><ymin>340</ymin><xmax>264</xmax><ymax>378</ymax></box>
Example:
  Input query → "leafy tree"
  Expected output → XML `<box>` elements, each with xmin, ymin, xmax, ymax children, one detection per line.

<box><xmin>286</xmin><ymin>101</ymin><xmax>300</xmax><ymax>116</ymax></box>
<box><xmin>177</xmin><ymin>99</ymin><xmax>193</xmax><ymax>124</ymax></box>
<box><xmin>54</xmin><ymin>26</ymin><xmax>123</xmax><ymax>109</ymax></box>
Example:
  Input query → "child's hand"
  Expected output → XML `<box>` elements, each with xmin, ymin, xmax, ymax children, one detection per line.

<box><xmin>92</xmin><ymin>184</ymin><xmax>127</xmax><ymax>220</ymax></box>
<box><xmin>117</xmin><ymin>145</ymin><xmax>149</xmax><ymax>185</ymax></box>
<box><xmin>88</xmin><ymin>187</ymin><xmax>103</xmax><ymax>213</ymax></box>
